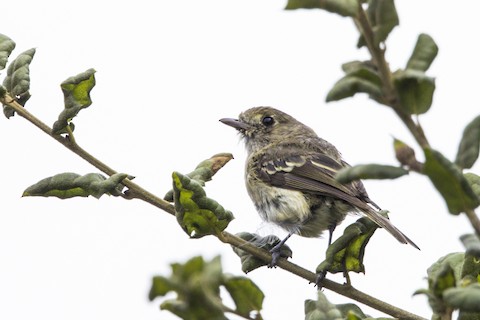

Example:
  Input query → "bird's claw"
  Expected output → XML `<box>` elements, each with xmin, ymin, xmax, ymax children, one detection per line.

<box><xmin>314</xmin><ymin>270</ymin><xmax>327</xmax><ymax>288</ymax></box>
<box><xmin>268</xmin><ymin>247</ymin><xmax>282</xmax><ymax>268</ymax></box>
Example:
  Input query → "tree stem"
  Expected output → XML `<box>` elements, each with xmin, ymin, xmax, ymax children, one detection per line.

<box><xmin>465</xmin><ymin>208</ymin><xmax>480</xmax><ymax>238</ymax></box>
<box><xmin>354</xmin><ymin>5</ymin><xmax>430</xmax><ymax>149</ymax></box>
<box><xmin>1</xmin><ymin>94</ymin><xmax>425</xmax><ymax>320</ymax></box>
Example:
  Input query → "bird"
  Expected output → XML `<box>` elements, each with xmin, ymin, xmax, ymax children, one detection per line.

<box><xmin>219</xmin><ymin>106</ymin><xmax>418</xmax><ymax>266</ymax></box>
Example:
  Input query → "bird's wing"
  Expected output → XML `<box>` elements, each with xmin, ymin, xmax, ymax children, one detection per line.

<box><xmin>257</xmin><ymin>153</ymin><xmax>371</xmax><ymax>210</ymax></box>
<box><xmin>256</xmin><ymin>153</ymin><xmax>419</xmax><ymax>249</ymax></box>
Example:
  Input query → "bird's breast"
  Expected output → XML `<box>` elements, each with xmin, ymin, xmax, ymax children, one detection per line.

<box><xmin>245</xmin><ymin>173</ymin><xmax>311</xmax><ymax>233</ymax></box>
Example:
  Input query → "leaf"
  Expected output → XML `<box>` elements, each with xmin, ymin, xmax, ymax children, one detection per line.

<box><xmin>2</xmin><ymin>48</ymin><xmax>35</xmax><ymax>118</ymax></box>
<box><xmin>423</xmin><ymin>148</ymin><xmax>479</xmax><ymax>214</ymax></box>
<box><xmin>393</xmin><ymin>69</ymin><xmax>435</xmax><ymax>115</ymax></box>
<box><xmin>172</xmin><ymin>172</ymin><xmax>234</xmax><ymax>238</ymax></box>
<box><xmin>223</xmin><ymin>275</ymin><xmax>264</xmax><ymax>317</ymax></box>
<box><xmin>52</xmin><ymin>68</ymin><xmax>96</xmax><ymax>134</ymax></box>
<box><xmin>316</xmin><ymin>215</ymin><xmax>378</xmax><ymax>276</ymax></box>
<box><xmin>460</xmin><ymin>246</ymin><xmax>480</xmax><ymax>285</ymax></box>
<box><xmin>460</xmin><ymin>234</ymin><xmax>480</xmax><ymax>258</ymax></box>
<box><xmin>335</xmin><ymin>164</ymin><xmax>408</xmax><ymax>184</ymax></box>
<box><xmin>231</xmin><ymin>232</ymin><xmax>292</xmax><ymax>273</ymax></box>
<box><xmin>285</xmin><ymin>0</ymin><xmax>359</xmax><ymax>17</ymax></box>
<box><xmin>304</xmin><ymin>291</ymin><xmax>343</xmax><ymax>320</ymax></box>
<box><xmin>443</xmin><ymin>283</ymin><xmax>480</xmax><ymax>312</ymax></box>
<box><xmin>415</xmin><ymin>253</ymin><xmax>465</xmax><ymax>315</ymax></box>
<box><xmin>455</xmin><ymin>115</ymin><xmax>480</xmax><ymax>170</ymax></box>
<box><xmin>357</xmin><ymin>0</ymin><xmax>399</xmax><ymax>48</ymax></box>
<box><xmin>327</xmin><ymin>60</ymin><xmax>383</xmax><ymax>103</ymax></box>
<box><xmin>335</xmin><ymin>304</ymin><xmax>367</xmax><ymax>319</ymax></box>
<box><xmin>164</xmin><ymin>153</ymin><xmax>233</xmax><ymax>202</ymax></box>
<box><xmin>464</xmin><ymin>173</ymin><xmax>480</xmax><ymax>200</ymax></box>
<box><xmin>431</xmin><ymin>263</ymin><xmax>457</xmax><ymax>297</ymax></box>
<box><xmin>393</xmin><ymin>138</ymin><xmax>423</xmax><ymax>171</ymax></box>
<box><xmin>149</xmin><ymin>256</ymin><xmax>228</xmax><ymax>320</ymax></box>
<box><xmin>149</xmin><ymin>276</ymin><xmax>173</xmax><ymax>299</ymax></box>
<box><xmin>0</xmin><ymin>33</ymin><xmax>16</xmax><ymax>70</ymax></box>
<box><xmin>22</xmin><ymin>172</ymin><xmax>128</xmax><ymax>199</ymax></box>
<box><xmin>406</xmin><ymin>33</ymin><xmax>439</xmax><ymax>72</ymax></box>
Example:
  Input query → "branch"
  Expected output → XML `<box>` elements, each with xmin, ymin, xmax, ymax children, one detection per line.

<box><xmin>465</xmin><ymin>208</ymin><xmax>480</xmax><ymax>238</ymax></box>
<box><xmin>353</xmin><ymin>5</ymin><xmax>430</xmax><ymax>149</ymax></box>
<box><xmin>1</xmin><ymin>94</ymin><xmax>425</xmax><ymax>320</ymax></box>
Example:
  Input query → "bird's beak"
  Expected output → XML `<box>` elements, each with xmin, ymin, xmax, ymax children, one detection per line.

<box><xmin>219</xmin><ymin>118</ymin><xmax>250</xmax><ymax>131</ymax></box>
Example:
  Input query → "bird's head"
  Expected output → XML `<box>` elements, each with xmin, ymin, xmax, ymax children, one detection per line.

<box><xmin>220</xmin><ymin>107</ymin><xmax>316</xmax><ymax>153</ymax></box>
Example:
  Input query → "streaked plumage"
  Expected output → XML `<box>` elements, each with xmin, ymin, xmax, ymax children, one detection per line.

<box><xmin>220</xmin><ymin>106</ymin><xmax>418</xmax><ymax>253</ymax></box>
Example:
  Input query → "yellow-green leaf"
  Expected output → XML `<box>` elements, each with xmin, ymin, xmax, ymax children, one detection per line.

<box><xmin>316</xmin><ymin>215</ymin><xmax>378</xmax><ymax>276</ymax></box>
<box><xmin>172</xmin><ymin>172</ymin><xmax>234</xmax><ymax>238</ymax></box>
<box><xmin>52</xmin><ymin>69</ymin><xmax>96</xmax><ymax>134</ymax></box>
<box><xmin>164</xmin><ymin>153</ymin><xmax>233</xmax><ymax>202</ymax></box>
<box><xmin>22</xmin><ymin>172</ymin><xmax>128</xmax><ymax>199</ymax></box>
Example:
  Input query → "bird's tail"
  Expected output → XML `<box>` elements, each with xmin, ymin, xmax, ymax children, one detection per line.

<box><xmin>361</xmin><ymin>208</ymin><xmax>420</xmax><ymax>250</ymax></box>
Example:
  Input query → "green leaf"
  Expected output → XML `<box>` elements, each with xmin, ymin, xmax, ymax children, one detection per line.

<box><xmin>223</xmin><ymin>275</ymin><xmax>264</xmax><ymax>317</ymax></box>
<box><xmin>464</xmin><ymin>173</ymin><xmax>480</xmax><ymax>200</ymax></box>
<box><xmin>335</xmin><ymin>304</ymin><xmax>367</xmax><ymax>319</ymax></box>
<box><xmin>52</xmin><ymin>69</ymin><xmax>96</xmax><ymax>134</ymax></box>
<box><xmin>393</xmin><ymin>138</ymin><xmax>423</xmax><ymax>171</ymax></box>
<box><xmin>0</xmin><ymin>33</ymin><xmax>16</xmax><ymax>70</ymax></box>
<box><xmin>443</xmin><ymin>283</ymin><xmax>480</xmax><ymax>312</ymax></box>
<box><xmin>423</xmin><ymin>148</ymin><xmax>479</xmax><ymax>214</ymax></box>
<box><xmin>285</xmin><ymin>0</ymin><xmax>359</xmax><ymax>17</ymax></box>
<box><xmin>393</xmin><ymin>69</ymin><xmax>435</xmax><ymax>115</ymax></box>
<box><xmin>326</xmin><ymin>62</ymin><xmax>383</xmax><ymax>102</ymax></box>
<box><xmin>316</xmin><ymin>215</ymin><xmax>378</xmax><ymax>276</ymax></box>
<box><xmin>2</xmin><ymin>48</ymin><xmax>35</xmax><ymax>118</ymax></box>
<box><xmin>231</xmin><ymin>232</ymin><xmax>292</xmax><ymax>273</ymax></box>
<box><xmin>22</xmin><ymin>172</ymin><xmax>128</xmax><ymax>199</ymax></box>
<box><xmin>415</xmin><ymin>253</ymin><xmax>465</xmax><ymax>315</ymax></box>
<box><xmin>357</xmin><ymin>0</ymin><xmax>399</xmax><ymax>48</ymax></box>
<box><xmin>172</xmin><ymin>172</ymin><xmax>234</xmax><ymax>238</ymax></box>
<box><xmin>149</xmin><ymin>256</ymin><xmax>228</xmax><ymax>320</ymax></box>
<box><xmin>460</xmin><ymin>234</ymin><xmax>480</xmax><ymax>258</ymax></box>
<box><xmin>335</xmin><ymin>164</ymin><xmax>408</xmax><ymax>184</ymax></box>
<box><xmin>164</xmin><ymin>153</ymin><xmax>233</xmax><ymax>202</ymax></box>
<box><xmin>406</xmin><ymin>33</ymin><xmax>439</xmax><ymax>72</ymax></box>
<box><xmin>149</xmin><ymin>276</ymin><xmax>174</xmax><ymax>300</ymax></box>
<box><xmin>304</xmin><ymin>291</ymin><xmax>343</xmax><ymax>320</ymax></box>
<box><xmin>455</xmin><ymin>115</ymin><xmax>480</xmax><ymax>170</ymax></box>
<box><xmin>432</xmin><ymin>263</ymin><xmax>456</xmax><ymax>297</ymax></box>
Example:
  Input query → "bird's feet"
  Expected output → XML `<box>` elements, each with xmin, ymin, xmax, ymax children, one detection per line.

<box><xmin>314</xmin><ymin>270</ymin><xmax>327</xmax><ymax>288</ymax></box>
<box><xmin>268</xmin><ymin>242</ymin><xmax>283</xmax><ymax>267</ymax></box>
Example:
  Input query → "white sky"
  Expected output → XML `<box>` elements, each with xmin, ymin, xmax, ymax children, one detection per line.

<box><xmin>1</xmin><ymin>1</ymin><xmax>479</xmax><ymax>319</ymax></box>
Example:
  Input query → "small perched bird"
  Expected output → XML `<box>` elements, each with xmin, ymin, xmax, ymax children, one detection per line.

<box><xmin>220</xmin><ymin>107</ymin><xmax>418</xmax><ymax>265</ymax></box>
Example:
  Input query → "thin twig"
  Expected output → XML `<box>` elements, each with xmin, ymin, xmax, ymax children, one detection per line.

<box><xmin>465</xmin><ymin>208</ymin><xmax>480</xmax><ymax>238</ymax></box>
<box><xmin>1</xmin><ymin>94</ymin><xmax>425</xmax><ymax>320</ymax></box>
<box><xmin>353</xmin><ymin>5</ymin><xmax>430</xmax><ymax>149</ymax></box>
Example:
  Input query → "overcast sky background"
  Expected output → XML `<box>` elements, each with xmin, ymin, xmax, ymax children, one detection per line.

<box><xmin>1</xmin><ymin>1</ymin><xmax>480</xmax><ymax>319</ymax></box>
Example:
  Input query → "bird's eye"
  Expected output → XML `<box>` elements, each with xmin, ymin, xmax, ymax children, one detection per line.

<box><xmin>262</xmin><ymin>116</ymin><xmax>275</xmax><ymax>126</ymax></box>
